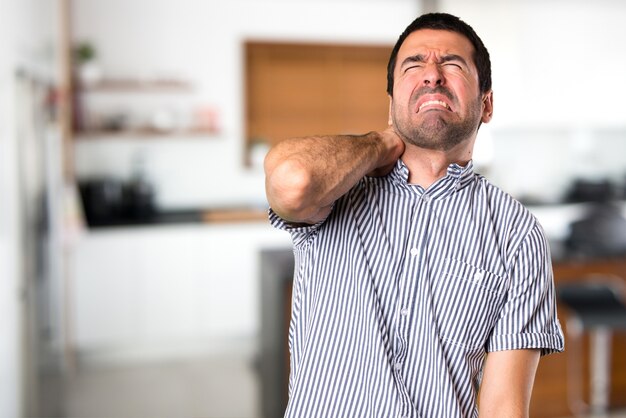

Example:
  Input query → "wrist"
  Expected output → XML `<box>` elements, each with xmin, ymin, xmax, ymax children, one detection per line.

<box><xmin>364</xmin><ymin>129</ymin><xmax>404</xmax><ymax>176</ymax></box>
<box><xmin>377</xmin><ymin>128</ymin><xmax>404</xmax><ymax>164</ymax></box>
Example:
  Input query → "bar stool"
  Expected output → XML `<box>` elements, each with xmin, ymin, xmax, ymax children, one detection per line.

<box><xmin>557</xmin><ymin>275</ymin><xmax>626</xmax><ymax>417</ymax></box>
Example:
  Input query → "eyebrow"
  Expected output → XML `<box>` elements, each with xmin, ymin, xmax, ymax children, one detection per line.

<box><xmin>400</xmin><ymin>53</ymin><xmax>469</xmax><ymax>69</ymax></box>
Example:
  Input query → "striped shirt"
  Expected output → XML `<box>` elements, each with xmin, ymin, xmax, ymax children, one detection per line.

<box><xmin>270</xmin><ymin>159</ymin><xmax>564</xmax><ymax>418</ymax></box>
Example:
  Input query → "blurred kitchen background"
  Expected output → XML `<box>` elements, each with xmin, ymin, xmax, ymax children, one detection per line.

<box><xmin>2</xmin><ymin>0</ymin><xmax>626</xmax><ymax>417</ymax></box>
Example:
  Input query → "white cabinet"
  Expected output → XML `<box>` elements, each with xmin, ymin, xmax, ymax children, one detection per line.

<box><xmin>70</xmin><ymin>223</ymin><xmax>290</xmax><ymax>357</ymax></box>
<box><xmin>72</xmin><ymin>232</ymin><xmax>140</xmax><ymax>346</ymax></box>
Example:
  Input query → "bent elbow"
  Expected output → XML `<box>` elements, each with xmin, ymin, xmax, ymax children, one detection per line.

<box><xmin>265</xmin><ymin>158</ymin><xmax>317</xmax><ymax>222</ymax></box>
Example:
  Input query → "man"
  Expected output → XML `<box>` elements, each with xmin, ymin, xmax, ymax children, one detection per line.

<box><xmin>264</xmin><ymin>12</ymin><xmax>564</xmax><ymax>418</ymax></box>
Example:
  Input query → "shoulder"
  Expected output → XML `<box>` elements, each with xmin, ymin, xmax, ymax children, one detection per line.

<box><xmin>474</xmin><ymin>176</ymin><xmax>547</xmax><ymax>255</ymax></box>
<box><xmin>478</xmin><ymin>176</ymin><xmax>537</xmax><ymax>224</ymax></box>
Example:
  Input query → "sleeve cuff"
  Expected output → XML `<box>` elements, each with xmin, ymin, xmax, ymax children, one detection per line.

<box><xmin>487</xmin><ymin>332</ymin><xmax>565</xmax><ymax>356</ymax></box>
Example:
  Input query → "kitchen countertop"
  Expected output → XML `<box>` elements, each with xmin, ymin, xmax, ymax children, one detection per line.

<box><xmin>84</xmin><ymin>206</ymin><xmax>269</xmax><ymax>228</ymax></box>
<box><xmin>83</xmin><ymin>201</ymin><xmax>626</xmax><ymax>262</ymax></box>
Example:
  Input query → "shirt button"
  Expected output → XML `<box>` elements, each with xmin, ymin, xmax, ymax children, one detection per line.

<box><xmin>400</xmin><ymin>308</ymin><xmax>409</xmax><ymax>316</ymax></box>
<box><xmin>422</xmin><ymin>194</ymin><xmax>431</xmax><ymax>202</ymax></box>
<box><xmin>474</xmin><ymin>271</ymin><xmax>484</xmax><ymax>282</ymax></box>
<box><xmin>394</xmin><ymin>362</ymin><xmax>402</xmax><ymax>370</ymax></box>
<box><xmin>409</xmin><ymin>248</ymin><xmax>419</xmax><ymax>256</ymax></box>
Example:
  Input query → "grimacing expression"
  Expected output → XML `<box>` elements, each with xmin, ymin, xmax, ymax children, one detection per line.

<box><xmin>389</xmin><ymin>29</ymin><xmax>493</xmax><ymax>151</ymax></box>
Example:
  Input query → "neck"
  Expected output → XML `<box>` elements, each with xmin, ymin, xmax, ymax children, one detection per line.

<box><xmin>401</xmin><ymin>140</ymin><xmax>474</xmax><ymax>188</ymax></box>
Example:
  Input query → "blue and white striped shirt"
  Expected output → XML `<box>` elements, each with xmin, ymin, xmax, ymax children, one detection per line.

<box><xmin>270</xmin><ymin>159</ymin><xmax>564</xmax><ymax>418</ymax></box>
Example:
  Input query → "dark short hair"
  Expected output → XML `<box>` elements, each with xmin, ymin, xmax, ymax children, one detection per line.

<box><xmin>386</xmin><ymin>13</ymin><xmax>492</xmax><ymax>96</ymax></box>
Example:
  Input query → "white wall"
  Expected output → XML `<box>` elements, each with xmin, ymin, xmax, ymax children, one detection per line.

<box><xmin>0</xmin><ymin>0</ymin><xmax>59</xmax><ymax>415</ymax></box>
<box><xmin>71</xmin><ymin>0</ymin><xmax>420</xmax><ymax>209</ymax></box>
<box><xmin>440</xmin><ymin>0</ymin><xmax>626</xmax><ymax>128</ymax></box>
<box><xmin>0</xmin><ymin>0</ymin><xmax>22</xmax><ymax>414</ymax></box>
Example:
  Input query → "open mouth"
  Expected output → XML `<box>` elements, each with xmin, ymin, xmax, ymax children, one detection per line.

<box><xmin>418</xmin><ymin>100</ymin><xmax>451</xmax><ymax>112</ymax></box>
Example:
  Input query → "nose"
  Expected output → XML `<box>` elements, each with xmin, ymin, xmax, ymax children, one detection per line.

<box><xmin>422</xmin><ymin>63</ymin><xmax>444</xmax><ymax>86</ymax></box>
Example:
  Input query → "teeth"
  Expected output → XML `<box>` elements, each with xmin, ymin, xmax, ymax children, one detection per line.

<box><xmin>419</xmin><ymin>100</ymin><xmax>450</xmax><ymax>111</ymax></box>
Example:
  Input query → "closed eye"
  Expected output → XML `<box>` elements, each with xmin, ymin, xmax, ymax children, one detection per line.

<box><xmin>440</xmin><ymin>54</ymin><xmax>468</xmax><ymax>70</ymax></box>
<box><xmin>404</xmin><ymin>64</ymin><xmax>423</xmax><ymax>73</ymax></box>
<box><xmin>400</xmin><ymin>54</ymin><xmax>426</xmax><ymax>73</ymax></box>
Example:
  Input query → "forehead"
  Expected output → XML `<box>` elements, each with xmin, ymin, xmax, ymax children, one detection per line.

<box><xmin>397</xmin><ymin>29</ymin><xmax>476</xmax><ymax>62</ymax></box>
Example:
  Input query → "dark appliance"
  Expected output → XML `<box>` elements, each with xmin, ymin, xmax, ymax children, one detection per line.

<box><xmin>78</xmin><ymin>177</ymin><xmax>156</xmax><ymax>227</ymax></box>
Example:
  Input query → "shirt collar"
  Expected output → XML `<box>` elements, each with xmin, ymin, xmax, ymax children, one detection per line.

<box><xmin>387</xmin><ymin>158</ymin><xmax>475</xmax><ymax>200</ymax></box>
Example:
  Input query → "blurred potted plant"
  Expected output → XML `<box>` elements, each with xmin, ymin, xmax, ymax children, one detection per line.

<box><xmin>74</xmin><ymin>41</ymin><xmax>102</xmax><ymax>86</ymax></box>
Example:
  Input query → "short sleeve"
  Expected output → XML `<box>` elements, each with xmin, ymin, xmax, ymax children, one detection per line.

<box><xmin>486</xmin><ymin>223</ymin><xmax>565</xmax><ymax>356</ymax></box>
<box><xmin>268</xmin><ymin>207</ymin><xmax>327</xmax><ymax>249</ymax></box>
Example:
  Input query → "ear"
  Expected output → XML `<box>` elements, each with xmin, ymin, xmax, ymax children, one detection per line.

<box><xmin>388</xmin><ymin>95</ymin><xmax>393</xmax><ymax>126</ymax></box>
<box><xmin>481</xmin><ymin>90</ymin><xmax>494</xmax><ymax>123</ymax></box>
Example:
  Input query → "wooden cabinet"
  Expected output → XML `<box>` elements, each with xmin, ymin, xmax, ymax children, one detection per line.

<box><xmin>530</xmin><ymin>258</ymin><xmax>626</xmax><ymax>418</ymax></box>
<box><xmin>245</xmin><ymin>42</ymin><xmax>392</xmax><ymax>164</ymax></box>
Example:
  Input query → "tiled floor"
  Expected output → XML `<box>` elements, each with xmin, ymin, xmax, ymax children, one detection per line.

<box><xmin>42</xmin><ymin>352</ymin><xmax>261</xmax><ymax>418</ymax></box>
<box><xmin>41</xmin><ymin>354</ymin><xmax>626</xmax><ymax>418</ymax></box>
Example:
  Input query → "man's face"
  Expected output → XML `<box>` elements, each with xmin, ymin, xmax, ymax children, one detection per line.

<box><xmin>389</xmin><ymin>29</ymin><xmax>493</xmax><ymax>151</ymax></box>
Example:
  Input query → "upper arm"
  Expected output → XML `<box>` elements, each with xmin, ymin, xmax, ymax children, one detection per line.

<box><xmin>478</xmin><ymin>349</ymin><xmax>541</xmax><ymax>418</ymax></box>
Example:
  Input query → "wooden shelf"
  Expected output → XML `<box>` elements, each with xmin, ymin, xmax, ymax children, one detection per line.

<box><xmin>80</xmin><ymin>78</ymin><xmax>193</xmax><ymax>92</ymax></box>
<box><xmin>201</xmin><ymin>208</ymin><xmax>267</xmax><ymax>223</ymax></box>
<box><xmin>75</xmin><ymin>127</ymin><xmax>219</xmax><ymax>139</ymax></box>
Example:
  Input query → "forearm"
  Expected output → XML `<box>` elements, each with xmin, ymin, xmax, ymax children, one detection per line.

<box><xmin>264</xmin><ymin>129</ymin><xmax>402</xmax><ymax>224</ymax></box>
<box><xmin>478</xmin><ymin>349</ymin><xmax>540</xmax><ymax>418</ymax></box>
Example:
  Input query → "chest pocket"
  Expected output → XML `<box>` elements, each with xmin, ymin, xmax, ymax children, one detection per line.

<box><xmin>431</xmin><ymin>258</ymin><xmax>507</xmax><ymax>350</ymax></box>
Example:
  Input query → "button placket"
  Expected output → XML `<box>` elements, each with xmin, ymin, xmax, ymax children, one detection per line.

<box><xmin>393</xmin><ymin>192</ymin><xmax>429</xmax><ymax>414</ymax></box>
